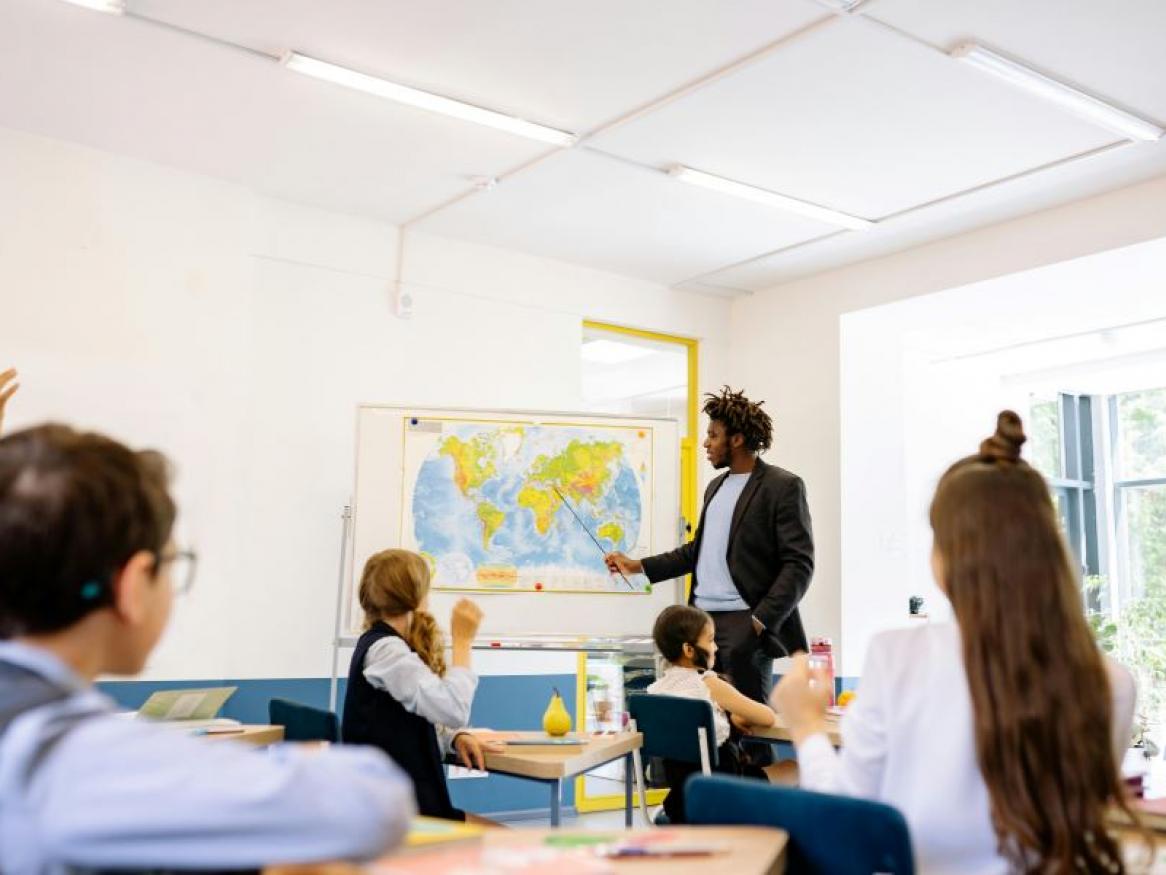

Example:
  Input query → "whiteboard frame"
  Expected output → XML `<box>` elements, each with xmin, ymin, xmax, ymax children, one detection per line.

<box><xmin>344</xmin><ymin>403</ymin><xmax>685</xmax><ymax>640</ymax></box>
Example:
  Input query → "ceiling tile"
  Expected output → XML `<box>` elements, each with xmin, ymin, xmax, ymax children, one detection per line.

<box><xmin>867</xmin><ymin>0</ymin><xmax>1166</xmax><ymax>122</ymax></box>
<box><xmin>591</xmin><ymin>14</ymin><xmax>1116</xmax><ymax>219</ymax></box>
<box><xmin>0</xmin><ymin>0</ymin><xmax>548</xmax><ymax>224</ymax></box>
<box><xmin>702</xmin><ymin>141</ymin><xmax>1166</xmax><ymax>291</ymax></box>
<box><xmin>128</xmin><ymin>0</ymin><xmax>827</xmax><ymax>134</ymax></box>
<box><xmin>417</xmin><ymin>148</ymin><xmax>835</xmax><ymax>284</ymax></box>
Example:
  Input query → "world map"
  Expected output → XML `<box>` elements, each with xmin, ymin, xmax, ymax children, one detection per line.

<box><xmin>405</xmin><ymin>420</ymin><xmax>652</xmax><ymax>592</ymax></box>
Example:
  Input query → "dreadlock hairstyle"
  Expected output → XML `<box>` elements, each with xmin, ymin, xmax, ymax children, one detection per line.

<box><xmin>703</xmin><ymin>386</ymin><xmax>773</xmax><ymax>453</ymax></box>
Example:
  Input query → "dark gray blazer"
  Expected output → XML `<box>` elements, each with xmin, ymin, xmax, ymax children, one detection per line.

<box><xmin>641</xmin><ymin>458</ymin><xmax>814</xmax><ymax>658</ymax></box>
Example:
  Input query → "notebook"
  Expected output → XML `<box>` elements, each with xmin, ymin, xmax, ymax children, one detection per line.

<box><xmin>471</xmin><ymin>730</ymin><xmax>588</xmax><ymax>747</ymax></box>
<box><xmin>137</xmin><ymin>687</ymin><xmax>237</xmax><ymax>721</ymax></box>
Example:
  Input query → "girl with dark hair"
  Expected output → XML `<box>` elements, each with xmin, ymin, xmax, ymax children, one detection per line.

<box><xmin>647</xmin><ymin>604</ymin><xmax>778</xmax><ymax>822</ymax></box>
<box><xmin>774</xmin><ymin>411</ymin><xmax>1140</xmax><ymax>873</ymax></box>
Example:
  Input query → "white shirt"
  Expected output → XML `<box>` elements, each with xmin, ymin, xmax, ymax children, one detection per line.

<box><xmin>0</xmin><ymin>641</ymin><xmax>414</xmax><ymax>875</ymax></box>
<box><xmin>363</xmin><ymin>636</ymin><xmax>478</xmax><ymax>753</ymax></box>
<box><xmin>795</xmin><ymin>623</ymin><xmax>1136</xmax><ymax>875</ymax></box>
<box><xmin>694</xmin><ymin>472</ymin><xmax>752</xmax><ymax>612</ymax></box>
<box><xmin>646</xmin><ymin>665</ymin><xmax>731</xmax><ymax>747</ymax></box>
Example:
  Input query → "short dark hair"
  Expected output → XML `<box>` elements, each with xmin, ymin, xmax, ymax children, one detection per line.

<box><xmin>703</xmin><ymin>386</ymin><xmax>772</xmax><ymax>453</ymax></box>
<box><xmin>0</xmin><ymin>424</ymin><xmax>175</xmax><ymax>637</ymax></box>
<box><xmin>652</xmin><ymin>604</ymin><xmax>712</xmax><ymax>664</ymax></box>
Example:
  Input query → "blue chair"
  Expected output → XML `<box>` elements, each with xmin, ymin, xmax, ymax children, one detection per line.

<box><xmin>627</xmin><ymin>693</ymin><xmax>720</xmax><ymax>826</ymax></box>
<box><xmin>268</xmin><ymin>698</ymin><xmax>339</xmax><ymax>743</ymax></box>
<box><xmin>686</xmin><ymin>775</ymin><xmax>915</xmax><ymax>875</ymax></box>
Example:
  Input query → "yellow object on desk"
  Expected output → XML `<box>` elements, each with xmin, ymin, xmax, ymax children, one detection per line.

<box><xmin>404</xmin><ymin>816</ymin><xmax>485</xmax><ymax>851</ymax></box>
<box><xmin>543</xmin><ymin>688</ymin><xmax>572</xmax><ymax>736</ymax></box>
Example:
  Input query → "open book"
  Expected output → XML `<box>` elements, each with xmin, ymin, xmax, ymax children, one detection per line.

<box><xmin>136</xmin><ymin>687</ymin><xmax>238</xmax><ymax>727</ymax></box>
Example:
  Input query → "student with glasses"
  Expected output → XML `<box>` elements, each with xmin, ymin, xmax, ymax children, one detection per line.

<box><xmin>0</xmin><ymin>424</ymin><xmax>414</xmax><ymax>874</ymax></box>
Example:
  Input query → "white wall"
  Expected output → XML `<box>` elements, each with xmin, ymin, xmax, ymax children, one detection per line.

<box><xmin>731</xmin><ymin>172</ymin><xmax>1166</xmax><ymax>675</ymax></box>
<box><xmin>0</xmin><ymin>126</ymin><xmax>730</xmax><ymax>681</ymax></box>
<box><xmin>839</xmin><ymin>237</ymin><xmax>1166</xmax><ymax>675</ymax></box>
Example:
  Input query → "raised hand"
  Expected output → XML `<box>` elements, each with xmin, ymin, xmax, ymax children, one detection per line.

<box><xmin>450</xmin><ymin>598</ymin><xmax>484</xmax><ymax>644</ymax></box>
<box><xmin>770</xmin><ymin>653</ymin><xmax>832</xmax><ymax>745</ymax></box>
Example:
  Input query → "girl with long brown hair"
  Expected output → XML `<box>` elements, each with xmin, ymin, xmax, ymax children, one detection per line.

<box><xmin>774</xmin><ymin>412</ymin><xmax>1138</xmax><ymax>873</ymax></box>
<box><xmin>341</xmin><ymin>548</ymin><xmax>495</xmax><ymax>821</ymax></box>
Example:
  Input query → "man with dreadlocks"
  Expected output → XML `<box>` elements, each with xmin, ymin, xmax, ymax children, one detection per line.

<box><xmin>607</xmin><ymin>386</ymin><xmax>814</xmax><ymax>748</ymax></box>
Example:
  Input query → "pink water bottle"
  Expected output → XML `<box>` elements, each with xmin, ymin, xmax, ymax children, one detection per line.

<box><xmin>809</xmin><ymin>637</ymin><xmax>836</xmax><ymax>706</ymax></box>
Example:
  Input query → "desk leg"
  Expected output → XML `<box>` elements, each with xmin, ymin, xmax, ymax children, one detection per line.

<box><xmin>624</xmin><ymin>752</ymin><xmax>633</xmax><ymax>828</ymax></box>
<box><xmin>550</xmin><ymin>779</ymin><xmax>561</xmax><ymax>827</ymax></box>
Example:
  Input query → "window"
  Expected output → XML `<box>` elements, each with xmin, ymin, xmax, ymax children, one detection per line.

<box><xmin>1114</xmin><ymin>388</ymin><xmax>1166</xmax><ymax>602</ymax></box>
<box><xmin>1027</xmin><ymin>394</ymin><xmax>1098</xmax><ymax>590</ymax></box>
<box><xmin>1030</xmin><ymin>388</ymin><xmax>1166</xmax><ymax>737</ymax></box>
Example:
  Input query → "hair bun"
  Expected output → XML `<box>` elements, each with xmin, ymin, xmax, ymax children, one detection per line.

<box><xmin>979</xmin><ymin>410</ymin><xmax>1026</xmax><ymax>463</ymax></box>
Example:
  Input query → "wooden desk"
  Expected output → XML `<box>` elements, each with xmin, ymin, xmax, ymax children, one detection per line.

<box><xmin>745</xmin><ymin>713</ymin><xmax>843</xmax><ymax>748</ymax></box>
<box><xmin>201</xmin><ymin>724</ymin><xmax>285</xmax><ymax>746</ymax></box>
<box><xmin>476</xmin><ymin>732</ymin><xmax>643</xmax><ymax>828</ymax></box>
<box><xmin>367</xmin><ymin>825</ymin><xmax>787</xmax><ymax>875</ymax></box>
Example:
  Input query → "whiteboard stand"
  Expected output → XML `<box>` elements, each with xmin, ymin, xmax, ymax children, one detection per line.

<box><xmin>328</xmin><ymin>503</ymin><xmax>353</xmax><ymax>715</ymax></box>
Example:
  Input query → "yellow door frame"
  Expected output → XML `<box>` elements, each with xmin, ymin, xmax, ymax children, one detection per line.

<box><xmin>575</xmin><ymin>319</ymin><xmax>700</xmax><ymax>814</ymax></box>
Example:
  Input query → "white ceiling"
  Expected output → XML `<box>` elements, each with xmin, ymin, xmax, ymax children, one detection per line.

<box><xmin>2</xmin><ymin>0</ymin><xmax>1164</xmax><ymax>295</ymax></box>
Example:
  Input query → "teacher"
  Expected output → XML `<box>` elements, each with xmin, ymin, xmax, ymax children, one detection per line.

<box><xmin>606</xmin><ymin>386</ymin><xmax>814</xmax><ymax>717</ymax></box>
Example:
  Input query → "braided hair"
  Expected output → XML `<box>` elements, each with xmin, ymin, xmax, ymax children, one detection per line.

<box><xmin>703</xmin><ymin>386</ymin><xmax>773</xmax><ymax>453</ymax></box>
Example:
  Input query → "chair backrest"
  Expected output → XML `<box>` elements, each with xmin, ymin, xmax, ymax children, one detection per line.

<box><xmin>686</xmin><ymin>775</ymin><xmax>915</xmax><ymax>875</ymax></box>
<box><xmin>268</xmin><ymin>698</ymin><xmax>339</xmax><ymax>743</ymax></box>
<box><xmin>627</xmin><ymin>693</ymin><xmax>719</xmax><ymax>769</ymax></box>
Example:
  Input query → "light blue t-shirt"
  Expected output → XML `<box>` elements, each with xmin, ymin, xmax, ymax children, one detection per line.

<box><xmin>0</xmin><ymin>641</ymin><xmax>414</xmax><ymax>874</ymax></box>
<box><xmin>693</xmin><ymin>472</ymin><xmax>751</xmax><ymax>612</ymax></box>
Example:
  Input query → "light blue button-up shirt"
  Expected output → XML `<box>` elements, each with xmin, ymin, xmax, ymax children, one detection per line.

<box><xmin>693</xmin><ymin>472</ymin><xmax>752</xmax><ymax>613</ymax></box>
<box><xmin>0</xmin><ymin>641</ymin><xmax>415</xmax><ymax>875</ymax></box>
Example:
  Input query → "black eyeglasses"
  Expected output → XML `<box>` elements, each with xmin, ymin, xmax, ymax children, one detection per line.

<box><xmin>155</xmin><ymin>548</ymin><xmax>198</xmax><ymax>596</ymax></box>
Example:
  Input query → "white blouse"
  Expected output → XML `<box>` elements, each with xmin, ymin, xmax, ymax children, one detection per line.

<box><xmin>647</xmin><ymin>666</ymin><xmax>731</xmax><ymax>747</ymax></box>
<box><xmin>363</xmin><ymin>636</ymin><xmax>478</xmax><ymax>754</ymax></box>
<box><xmin>795</xmin><ymin>622</ymin><xmax>1136</xmax><ymax>875</ymax></box>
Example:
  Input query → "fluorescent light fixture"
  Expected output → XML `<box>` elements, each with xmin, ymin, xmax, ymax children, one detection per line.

<box><xmin>581</xmin><ymin>339</ymin><xmax>656</xmax><ymax>365</ymax></box>
<box><xmin>669</xmin><ymin>165</ymin><xmax>873</xmax><ymax>230</ymax></box>
<box><xmin>281</xmin><ymin>52</ymin><xmax>576</xmax><ymax>147</ymax></box>
<box><xmin>59</xmin><ymin>0</ymin><xmax>125</xmax><ymax>12</ymax></box>
<box><xmin>951</xmin><ymin>43</ymin><xmax>1163</xmax><ymax>142</ymax></box>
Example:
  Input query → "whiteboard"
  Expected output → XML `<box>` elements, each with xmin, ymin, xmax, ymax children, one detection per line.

<box><xmin>346</xmin><ymin>404</ymin><xmax>683</xmax><ymax>638</ymax></box>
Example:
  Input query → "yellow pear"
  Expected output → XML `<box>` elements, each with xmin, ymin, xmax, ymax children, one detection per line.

<box><xmin>542</xmin><ymin>687</ymin><xmax>572</xmax><ymax>737</ymax></box>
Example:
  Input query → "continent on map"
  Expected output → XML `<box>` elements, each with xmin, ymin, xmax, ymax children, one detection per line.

<box><xmin>439</xmin><ymin>434</ymin><xmax>498</xmax><ymax>496</ymax></box>
<box><xmin>476</xmin><ymin>501</ymin><xmax>505</xmax><ymax>549</ymax></box>
<box><xmin>516</xmin><ymin>483</ymin><xmax>558</xmax><ymax>535</ymax></box>
<box><xmin>410</xmin><ymin>423</ymin><xmax>647</xmax><ymax>592</ymax></box>
<box><xmin>597</xmin><ymin>522</ymin><xmax>625</xmax><ymax>547</ymax></box>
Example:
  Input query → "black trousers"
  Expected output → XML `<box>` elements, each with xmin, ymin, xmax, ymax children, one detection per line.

<box><xmin>709</xmin><ymin>609</ymin><xmax>775</xmax><ymax>765</ymax></box>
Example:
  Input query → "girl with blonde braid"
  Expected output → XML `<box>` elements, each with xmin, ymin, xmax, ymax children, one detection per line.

<box><xmin>342</xmin><ymin>549</ymin><xmax>495</xmax><ymax>821</ymax></box>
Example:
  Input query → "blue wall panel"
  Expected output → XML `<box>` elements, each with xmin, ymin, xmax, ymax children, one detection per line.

<box><xmin>97</xmin><ymin>673</ymin><xmax>577</xmax><ymax>816</ymax></box>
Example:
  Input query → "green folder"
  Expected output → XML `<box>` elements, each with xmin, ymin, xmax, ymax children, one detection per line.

<box><xmin>138</xmin><ymin>686</ymin><xmax>237</xmax><ymax>721</ymax></box>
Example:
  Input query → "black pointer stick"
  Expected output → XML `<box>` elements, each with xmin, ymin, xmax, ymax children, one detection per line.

<box><xmin>551</xmin><ymin>485</ymin><xmax>635</xmax><ymax>590</ymax></box>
